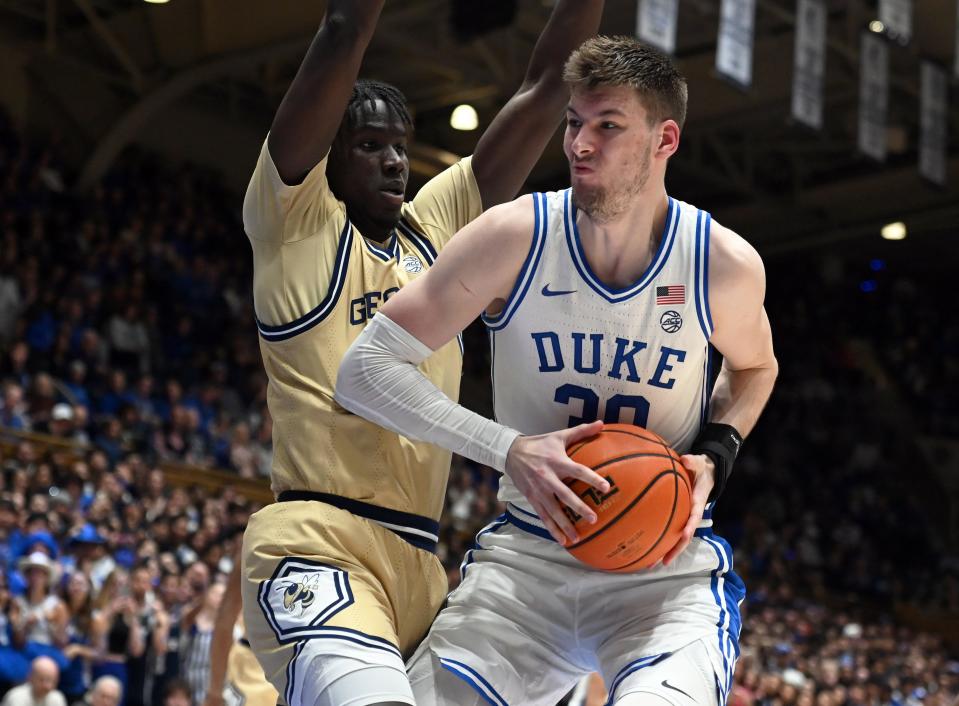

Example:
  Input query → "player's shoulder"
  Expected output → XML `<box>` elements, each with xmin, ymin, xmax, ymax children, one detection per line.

<box><xmin>708</xmin><ymin>219</ymin><xmax>764</xmax><ymax>287</ymax></box>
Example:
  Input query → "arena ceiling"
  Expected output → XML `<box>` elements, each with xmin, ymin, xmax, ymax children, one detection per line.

<box><xmin>0</xmin><ymin>0</ymin><xmax>956</xmax><ymax>256</ymax></box>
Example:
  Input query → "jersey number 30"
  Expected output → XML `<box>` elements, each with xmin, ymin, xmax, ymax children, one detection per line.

<box><xmin>554</xmin><ymin>384</ymin><xmax>650</xmax><ymax>427</ymax></box>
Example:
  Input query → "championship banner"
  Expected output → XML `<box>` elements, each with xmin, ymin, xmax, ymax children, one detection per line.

<box><xmin>636</xmin><ymin>0</ymin><xmax>680</xmax><ymax>56</ymax></box>
<box><xmin>791</xmin><ymin>0</ymin><xmax>827</xmax><ymax>129</ymax></box>
<box><xmin>858</xmin><ymin>32</ymin><xmax>889</xmax><ymax>162</ymax></box>
<box><xmin>716</xmin><ymin>0</ymin><xmax>756</xmax><ymax>88</ymax></box>
<box><xmin>879</xmin><ymin>0</ymin><xmax>912</xmax><ymax>44</ymax></box>
<box><xmin>954</xmin><ymin>0</ymin><xmax>959</xmax><ymax>79</ymax></box>
<box><xmin>919</xmin><ymin>61</ymin><xmax>948</xmax><ymax>186</ymax></box>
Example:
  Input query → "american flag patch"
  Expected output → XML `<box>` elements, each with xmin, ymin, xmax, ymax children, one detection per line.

<box><xmin>656</xmin><ymin>285</ymin><xmax>685</xmax><ymax>305</ymax></box>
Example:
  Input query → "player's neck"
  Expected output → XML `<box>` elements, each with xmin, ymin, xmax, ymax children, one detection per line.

<box><xmin>578</xmin><ymin>188</ymin><xmax>669</xmax><ymax>289</ymax></box>
<box><xmin>349</xmin><ymin>212</ymin><xmax>396</xmax><ymax>243</ymax></box>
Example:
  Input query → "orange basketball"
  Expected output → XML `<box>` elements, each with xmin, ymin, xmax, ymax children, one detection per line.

<box><xmin>563</xmin><ymin>423</ymin><xmax>691</xmax><ymax>572</ymax></box>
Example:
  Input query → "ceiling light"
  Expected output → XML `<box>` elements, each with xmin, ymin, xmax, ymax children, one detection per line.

<box><xmin>868</xmin><ymin>20</ymin><xmax>885</xmax><ymax>33</ymax></box>
<box><xmin>881</xmin><ymin>221</ymin><xmax>906</xmax><ymax>240</ymax></box>
<box><xmin>144</xmin><ymin>0</ymin><xmax>170</xmax><ymax>4</ymax></box>
<box><xmin>450</xmin><ymin>104</ymin><xmax>478</xmax><ymax>131</ymax></box>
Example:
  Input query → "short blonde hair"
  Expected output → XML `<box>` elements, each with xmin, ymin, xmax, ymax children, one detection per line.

<box><xmin>563</xmin><ymin>36</ymin><xmax>688</xmax><ymax>129</ymax></box>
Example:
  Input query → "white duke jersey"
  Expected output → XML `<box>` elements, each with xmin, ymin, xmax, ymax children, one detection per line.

<box><xmin>485</xmin><ymin>189</ymin><xmax>715</xmax><ymax>512</ymax></box>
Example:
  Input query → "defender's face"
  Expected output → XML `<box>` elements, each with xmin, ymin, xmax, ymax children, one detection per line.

<box><xmin>563</xmin><ymin>86</ymin><xmax>657</xmax><ymax>220</ymax></box>
<box><xmin>328</xmin><ymin>99</ymin><xmax>410</xmax><ymax>232</ymax></box>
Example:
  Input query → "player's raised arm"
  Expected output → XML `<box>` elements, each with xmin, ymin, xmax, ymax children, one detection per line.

<box><xmin>268</xmin><ymin>1</ymin><xmax>387</xmax><ymax>185</ymax></box>
<box><xmin>471</xmin><ymin>0</ymin><xmax>605</xmax><ymax>208</ymax></box>
<box><xmin>335</xmin><ymin>197</ymin><xmax>610</xmax><ymax>544</ymax></box>
<box><xmin>663</xmin><ymin>224</ymin><xmax>779</xmax><ymax>565</ymax></box>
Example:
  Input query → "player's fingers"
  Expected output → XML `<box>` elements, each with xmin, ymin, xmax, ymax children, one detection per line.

<box><xmin>562</xmin><ymin>420</ymin><xmax>603</xmax><ymax>445</ymax></box>
<box><xmin>564</xmin><ymin>461</ymin><xmax>610</xmax><ymax>494</ymax></box>
<box><xmin>551</xmin><ymin>479</ymin><xmax>597</xmax><ymax>525</ymax></box>
<box><xmin>533</xmin><ymin>495</ymin><xmax>577</xmax><ymax>544</ymax></box>
<box><xmin>662</xmin><ymin>535</ymin><xmax>688</xmax><ymax>566</ymax></box>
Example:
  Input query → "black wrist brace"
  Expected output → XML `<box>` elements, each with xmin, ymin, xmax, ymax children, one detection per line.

<box><xmin>690</xmin><ymin>423</ymin><xmax>743</xmax><ymax>504</ymax></box>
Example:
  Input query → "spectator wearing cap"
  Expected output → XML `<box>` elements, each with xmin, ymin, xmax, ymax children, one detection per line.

<box><xmin>0</xmin><ymin>656</ymin><xmax>67</xmax><ymax>706</ymax></box>
<box><xmin>12</xmin><ymin>554</ymin><xmax>67</xmax><ymax>653</ymax></box>
<box><xmin>48</xmin><ymin>406</ymin><xmax>74</xmax><ymax>441</ymax></box>
<box><xmin>65</xmin><ymin>527</ymin><xmax>113</xmax><ymax>594</ymax></box>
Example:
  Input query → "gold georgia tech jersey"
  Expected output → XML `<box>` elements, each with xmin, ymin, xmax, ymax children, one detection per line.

<box><xmin>242</xmin><ymin>138</ymin><xmax>481</xmax><ymax>522</ymax></box>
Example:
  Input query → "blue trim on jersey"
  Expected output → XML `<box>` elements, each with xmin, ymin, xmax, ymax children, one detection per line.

<box><xmin>505</xmin><ymin>507</ymin><xmax>554</xmax><ymax>541</ymax></box>
<box><xmin>439</xmin><ymin>658</ymin><xmax>510</xmax><ymax>706</ymax></box>
<box><xmin>506</xmin><ymin>502</ymin><xmax>539</xmax><ymax>520</ymax></box>
<box><xmin>701</xmin><ymin>534</ymin><xmax>743</xmax><ymax>704</ymax></box>
<box><xmin>256</xmin><ymin>220</ymin><xmax>353</xmax><ymax>341</ymax></box>
<box><xmin>694</xmin><ymin>210</ymin><xmax>713</xmax><ymax>339</ymax></box>
<box><xmin>362</xmin><ymin>230</ymin><xmax>399</xmax><ymax>262</ymax></box>
<box><xmin>460</xmin><ymin>514</ymin><xmax>509</xmax><ymax>580</ymax></box>
<box><xmin>703</xmin><ymin>213</ymin><xmax>714</xmax><ymax>332</ymax></box>
<box><xmin>700</xmin><ymin>344</ymin><xmax>710</xmax><ymax>430</ymax></box>
<box><xmin>397</xmin><ymin>218</ymin><xmax>438</xmax><ymax>264</ymax></box>
<box><xmin>488</xmin><ymin>329</ymin><xmax>497</xmax><ymax>417</ymax></box>
<box><xmin>564</xmin><ymin>190</ymin><xmax>680</xmax><ymax>303</ymax></box>
<box><xmin>604</xmin><ymin>653</ymin><xmax>668</xmax><ymax>705</ymax></box>
<box><xmin>482</xmin><ymin>193</ymin><xmax>548</xmax><ymax>331</ymax></box>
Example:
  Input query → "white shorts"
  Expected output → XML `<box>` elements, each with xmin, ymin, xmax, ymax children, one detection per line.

<box><xmin>410</xmin><ymin>506</ymin><xmax>744</xmax><ymax>706</ymax></box>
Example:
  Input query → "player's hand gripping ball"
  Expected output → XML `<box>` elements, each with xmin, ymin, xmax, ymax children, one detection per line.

<box><xmin>562</xmin><ymin>424</ymin><xmax>691</xmax><ymax>572</ymax></box>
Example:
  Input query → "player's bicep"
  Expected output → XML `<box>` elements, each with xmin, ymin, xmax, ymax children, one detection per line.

<box><xmin>708</xmin><ymin>233</ymin><xmax>775</xmax><ymax>371</ymax></box>
<box><xmin>380</xmin><ymin>198</ymin><xmax>534</xmax><ymax>350</ymax></box>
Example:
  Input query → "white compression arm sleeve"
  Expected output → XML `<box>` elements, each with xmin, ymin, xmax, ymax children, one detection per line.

<box><xmin>335</xmin><ymin>313</ymin><xmax>521</xmax><ymax>472</ymax></box>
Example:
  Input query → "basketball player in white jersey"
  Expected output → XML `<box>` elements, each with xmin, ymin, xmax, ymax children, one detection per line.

<box><xmin>336</xmin><ymin>36</ymin><xmax>778</xmax><ymax>705</ymax></box>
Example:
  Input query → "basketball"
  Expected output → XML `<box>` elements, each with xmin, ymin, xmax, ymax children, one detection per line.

<box><xmin>563</xmin><ymin>424</ymin><xmax>691</xmax><ymax>572</ymax></box>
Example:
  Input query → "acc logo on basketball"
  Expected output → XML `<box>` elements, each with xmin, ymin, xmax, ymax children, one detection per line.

<box><xmin>402</xmin><ymin>255</ymin><xmax>423</xmax><ymax>273</ymax></box>
<box><xmin>660</xmin><ymin>310</ymin><xmax>682</xmax><ymax>333</ymax></box>
<box><xmin>256</xmin><ymin>558</ymin><xmax>354</xmax><ymax>643</ymax></box>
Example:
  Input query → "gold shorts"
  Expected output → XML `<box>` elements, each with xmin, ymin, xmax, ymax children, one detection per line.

<box><xmin>240</xmin><ymin>497</ymin><xmax>447</xmax><ymax>703</ymax></box>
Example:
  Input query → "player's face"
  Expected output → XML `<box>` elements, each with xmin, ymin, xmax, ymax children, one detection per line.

<box><xmin>564</xmin><ymin>86</ymin><xmax>658</xmax><ymax>221</ymax></box>
<box><xmin>328</xmin><ymin>99</ymin><xmax>410</xmax><ymax>238</ymax></box>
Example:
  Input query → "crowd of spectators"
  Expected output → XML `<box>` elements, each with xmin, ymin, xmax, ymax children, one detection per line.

<box><xmin>1</xmin><ymin>112</ymin><xmax>957</xmax><ymax>705</ymax></box>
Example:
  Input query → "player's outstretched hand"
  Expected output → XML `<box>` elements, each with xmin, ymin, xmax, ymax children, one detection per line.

<box><xmin>504</xmin><ymin>421</ymin><xmax>609</xmax><ymax>545</ymax></box>
<box><xmin>662</xmin><ymin>453</ymin><xmax>716</xmax><ymax>566</ymax></box>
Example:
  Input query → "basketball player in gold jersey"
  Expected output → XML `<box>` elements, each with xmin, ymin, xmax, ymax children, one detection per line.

<box><xmin>239</xmin><ymin>2</ymin><xmax>606</xmax><ymax>705</ymax></box>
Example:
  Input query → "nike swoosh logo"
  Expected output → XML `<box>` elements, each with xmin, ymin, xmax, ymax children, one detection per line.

<box><xmin>662</xmin><ymin>680</ymin><xmax>694</xmax><ymax>700</ymax></box>
<box><xmin>541</xmin><ymin>284</ymin><xmax>577</xmax><ymax>297</ymax></box>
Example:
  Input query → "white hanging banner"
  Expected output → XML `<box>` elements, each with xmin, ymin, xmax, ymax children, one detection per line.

<box><xmin>636</xmin><ymin>0</ymin><xmax>680</xmax><ymax>56</ymax></box>
<box><xmin>954</xmin><ymin>0</ymin><xmax>959</xmax><ymax>79</ymax></box>
<box><xmin>879</xmin><ymin>0</ymin><xmax>912</xmax><ymax>44</ymax></box>
<box><xmin>791</xmin><ymin>0</ymin><xmax>827</xmax><ymax>130</ymax></box>
<box><xmin>858</xmin><ymin>32</ymin><xmax>889</xmax><ymax>162</ymax></box>
<box><xmin>716</xmin><ymin>0</ymin><xmax>757</xmax><ymax>88</ymax></box>
<box><xmin>919</xmin><ymin>61</ymin><xmax>948</xmax><ymax>185</ymax></box>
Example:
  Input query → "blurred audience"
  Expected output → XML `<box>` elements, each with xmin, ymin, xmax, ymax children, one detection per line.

<box><xmin>0</xmin><ymin>110</ymin><xmax>956</xmax><ymax>706</ymax></box>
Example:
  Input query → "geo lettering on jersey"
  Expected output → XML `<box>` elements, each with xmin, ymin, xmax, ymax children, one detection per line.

<box><xmin>531</xmin><ymin>331</ymin><xmax>688</xmax><ymax>389</ymax></box>
<box><xmin>257</xmin><ymin>558</ymin><xmax>355</xmax><ymax>643</ymax></box>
